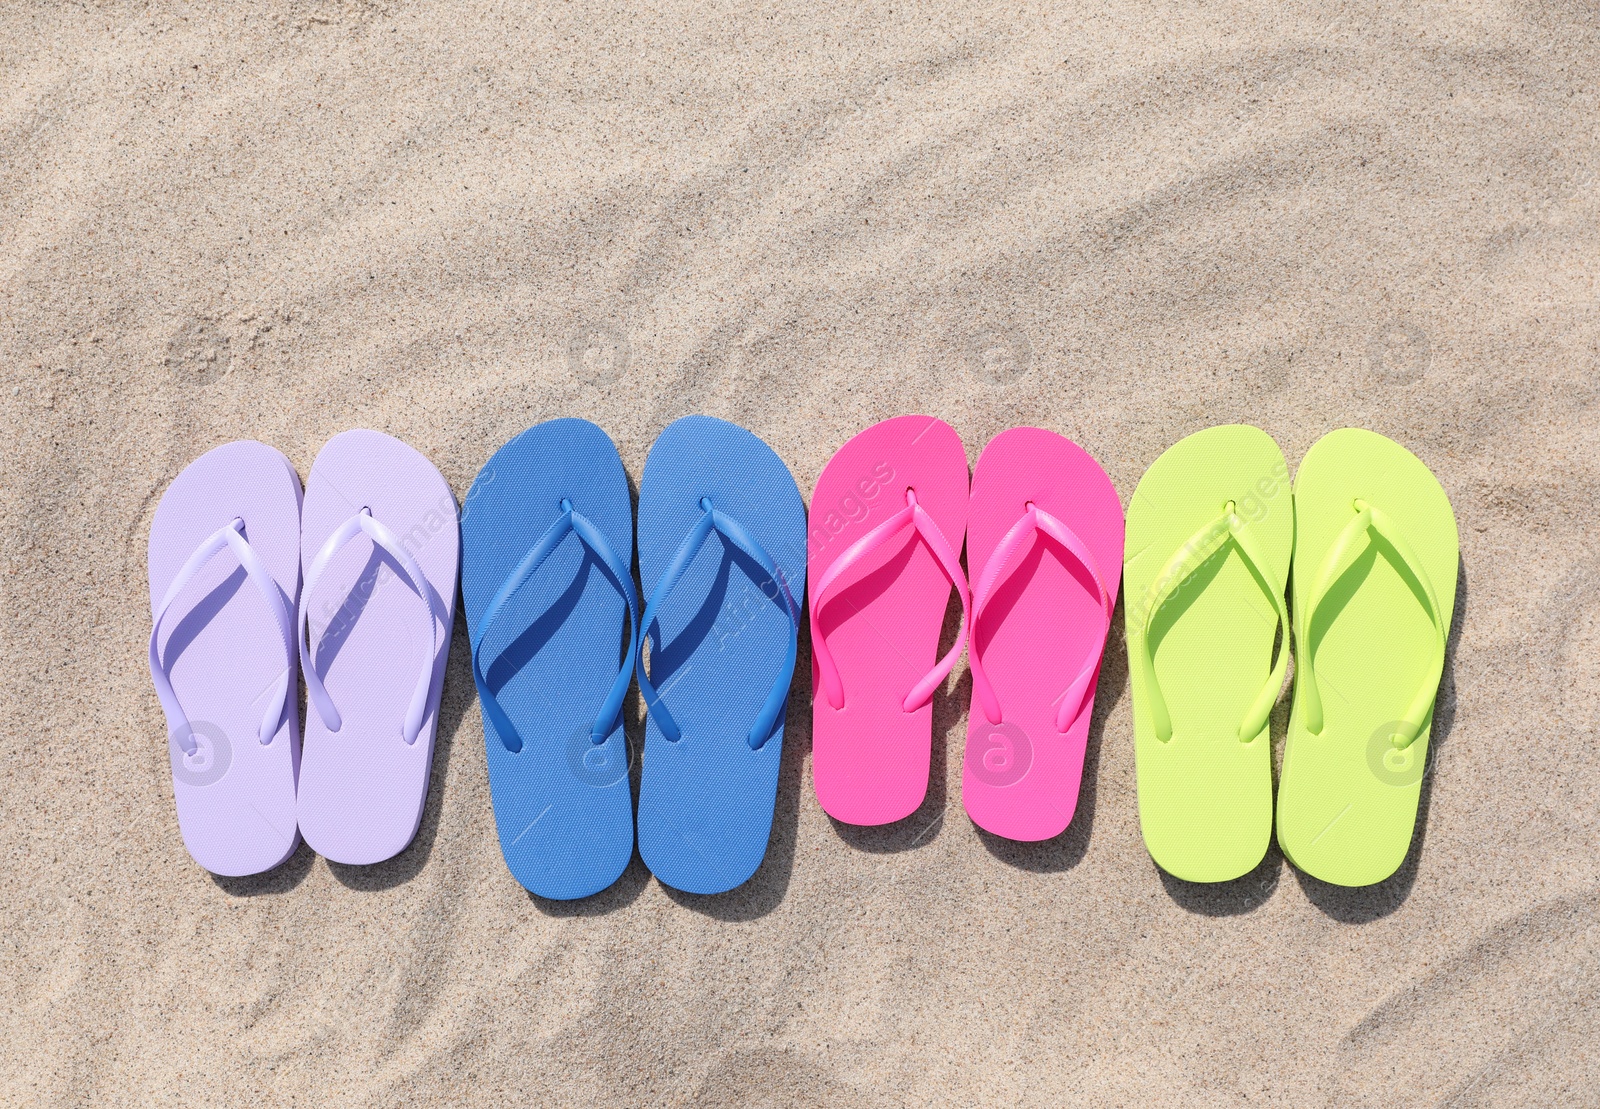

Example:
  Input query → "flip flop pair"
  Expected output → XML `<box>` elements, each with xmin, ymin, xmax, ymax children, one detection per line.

<box><xmin>809</xmin><ymin>417</ymin><xmax>1124</xmax><ymax>841</ymax></box>
<box><xmin>1126</xmin><ymin>426</ymin><xmax>1458</xmax><ymax>887</ymax></box>
<box><xmin>462</xmin><ymin>417</ymin><xmax>804</xmax><ymax>900</ymax></box>
<box><xmin>148</xmin><ymin>432</ymin><xmax>459</xmax><ymax>877</ymax></box>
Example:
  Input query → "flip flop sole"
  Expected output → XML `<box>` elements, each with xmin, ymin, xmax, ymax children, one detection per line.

<box><xmin>1125</xmin><ymin>425</ymin><xmax>1292</xmax><ymax>883</ymax></box>
<box><xmin>296</xmin><ymin>430</ymin><xmax>459</xmax><ymax>866</ymax></box>
<box><xmin>636</xmin><ymin>416</ymin><xmax>806</xmax><ymax>895</ymax></box>
<box><xmin>462</xmin><ymin>419</ymin><xmax>636</xmax><ymax>900</ymax></box>
<box><xmin>963</xmin><ymin>428</ymin><xmax>1124</xmax><ymax>842</ymax></box>
<box><xmin>148</xmin><ymin>441</ymin><xmax>303</xmax><ymax>876</ymax></box>
<box><xmin>809</xmin><ymin>415</ymin><xmax>969</xmax><ymax>826</ymax></box>
<box><xmin>1278</xmin><ymin>429</ymin><xmax>1458</xmax><ymax>886</ymax></box>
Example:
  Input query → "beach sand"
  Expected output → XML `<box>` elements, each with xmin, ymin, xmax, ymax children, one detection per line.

<box><xmin>3</xmin><ymin>1</ymin><xmax>1598</xmax><ymax>1104</ymax></box>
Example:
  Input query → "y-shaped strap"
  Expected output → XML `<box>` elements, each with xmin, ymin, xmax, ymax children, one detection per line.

<box><xmin>149</xmin><ymin>518</ymin><xmax>296</xmax><ymax>752</ymax></box>
<box><xmin>967</xmin><ymin>503</ymin><xmax>1115</xmax><ymax>732</ymax></box>
<box><xmin>299</xmin><ymin>508</ymin><xmax>440</xmax><ymax>745</ymax></box>
<box><xmin>1130</xmin><ymin>502</ymin><xmax>1289</xmax><ymax>743</ymax></box>
<box><xmin>472</xmin><ymin>499</ymin><xmax>640</xmax><ymax>754</ymax></box>
<box><xmin>1298</xmin><ymin>498</ymin><xmax>1446</xmax><ymax>749</ymax></box>
<box><xmin>809</xmin><ymin>488</ymin><xmax>971</xmax><ymax>714</ymax></box>
<box><xmin>635</xmin><ymin>498</ymin><xmax>800</xmax><ymax>750</ymax></box>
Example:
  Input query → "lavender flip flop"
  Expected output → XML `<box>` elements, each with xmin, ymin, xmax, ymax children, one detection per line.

<box><xmin>295</xmin><ymin>430</ymin><xmax>459</xmax><ymax>865</ymax></box>
<box><xmin>148</xmin><ymin>441</ymin><xmax>304</xmax><ymax>876</ymax></box>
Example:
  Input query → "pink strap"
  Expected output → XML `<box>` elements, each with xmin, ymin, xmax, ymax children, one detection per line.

<box><xmin>967</xmin><ymin>503</ymin><xmax>1113</xmax><ymax>732</ymax></box>
<box><xmin>809</xmin><ymin>488</ymin><xmax>970</xmax><ymax>713</ymax></box>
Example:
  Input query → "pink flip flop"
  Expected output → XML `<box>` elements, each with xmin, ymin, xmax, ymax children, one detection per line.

<box><xmin>295</xmin><ymin>430</ymin><xmax>459</xmax><ymax>865</ymax></box>
<box><xmin>962</xmin><ymin>428</ymin><xmax>1123</xmax><ymax>841</ymax></box>
<box><xmin>809</xmin><ymin>415</ymin><xmax>970</xmax><ymax>826</ymax></box>
<box><xmin>148</xmin><ymin>441</ymin><xmax>303</xmax><ymax>876</ymax></box>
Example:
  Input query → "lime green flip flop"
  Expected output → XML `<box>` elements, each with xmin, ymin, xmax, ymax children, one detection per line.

<box><xmin>1277</xmin><ymin>428</ymin><xmax>1458</xmax><ymax>887</ymax></box>
<box><xmin>1125</xmin><ymin>425</ymin><xmax>1293</xmax><ymax>883</ymax></box>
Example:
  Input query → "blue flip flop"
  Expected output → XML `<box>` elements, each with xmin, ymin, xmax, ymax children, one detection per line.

<box><xmin>635</xmin><ymin>416</ymin><xmax>806</xmax><ymax>894</ymax></box>
<box><xmin>462</xmin><ymin>418</ymin><xmax>639</xmax><ymax>900</ymax></box>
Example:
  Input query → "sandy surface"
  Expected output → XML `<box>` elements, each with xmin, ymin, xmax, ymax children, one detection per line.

<box><xmin>3</xmin><ymin>1</ymin><xmax>1599</xmax><ymax>1105</ymax></box>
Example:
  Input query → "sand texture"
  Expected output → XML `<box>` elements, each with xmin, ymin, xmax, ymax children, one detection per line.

<box><xmin>3</xmin><ymin>1</ymin><xmax>1599</xmax><ymax>1105</ymax></box>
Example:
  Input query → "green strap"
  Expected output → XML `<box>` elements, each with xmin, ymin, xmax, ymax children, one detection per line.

<box><xmin>1297</xmin><ymin>498</ymin><xmax>1447</xmax><ymax>749</ymax></box>
<box><xmin>1131</xmin><ymin>502</ymin><xmax>1290</xmax><ymax>743</ymax></box>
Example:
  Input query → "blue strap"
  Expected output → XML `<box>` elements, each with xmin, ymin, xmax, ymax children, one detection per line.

<box><xmin>470</xmin><ymin>500</ymin><xmax>640</xmax><ymax>753</ymax></box>
<box><xmin>635</xmin><ymin>498</ymin><xmax>801</xmax><ymax>751</ymax></box>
